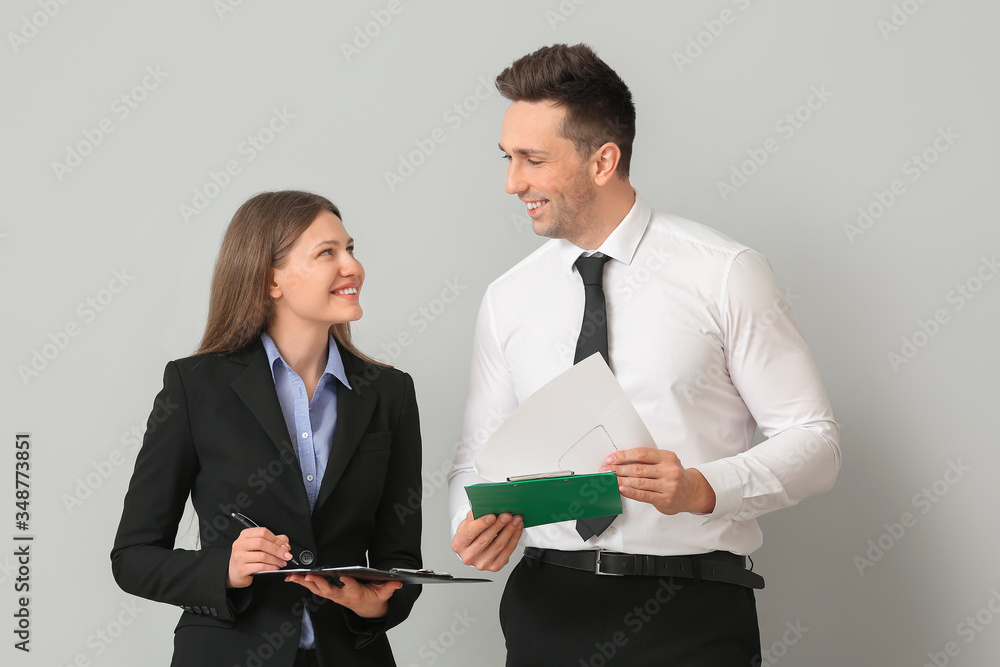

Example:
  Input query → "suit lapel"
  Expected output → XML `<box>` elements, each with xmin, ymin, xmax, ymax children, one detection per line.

<box><xmin>315</xmin><ymin>348</ymin><xmax>378</xmax><ymax>511</ymax></box>
<box><xmin>229</xmin><ymin>342</ymin><xmax>306</xmax><ymax>489</ymax></box>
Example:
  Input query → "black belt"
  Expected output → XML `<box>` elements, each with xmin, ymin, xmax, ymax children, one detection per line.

<box><xmin>523</xmin><ymin>547</ymin><xmax>764</xmax><ymax>590</ymax></box>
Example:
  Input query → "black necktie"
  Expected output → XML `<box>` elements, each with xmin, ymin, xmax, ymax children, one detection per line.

<box><xmin>573</xmin><ymin>254</ymin><xmax>617</xmax><ymax>540</ymax></box>
<box><xmin>573</xmin><ymin>255</ymin><xmax>612</xmax><ymax>367</ymax></box>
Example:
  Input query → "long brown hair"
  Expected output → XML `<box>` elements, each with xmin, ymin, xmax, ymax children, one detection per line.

<box><xmin>197</xmin><ymin>190</ymin><xmax>377</xmax><ymax>364</ymax></box>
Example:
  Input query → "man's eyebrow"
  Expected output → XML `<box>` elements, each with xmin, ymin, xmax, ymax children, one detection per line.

<box><xmin>498</xmin><ymin>143</ymin><xmax>549</xmax><ymax>157</ymax></box>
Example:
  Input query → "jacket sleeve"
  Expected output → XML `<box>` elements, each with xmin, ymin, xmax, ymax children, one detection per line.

<box><xmin>344</xmin><ymin>370</ymin><xmax>423</xmax><ymax>646</ymax></box>
<box><xmin>110</xmin><ymin>361</ymin><xmax>239</xmax><ymax>622</ymax></box>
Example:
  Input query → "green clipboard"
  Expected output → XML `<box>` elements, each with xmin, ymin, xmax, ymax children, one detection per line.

<box><xmin>465</xmin><ymin>472</ymin><xmax>622</xmax><ymax>528</ymax></box>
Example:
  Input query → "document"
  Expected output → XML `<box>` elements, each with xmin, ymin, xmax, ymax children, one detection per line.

<box><xmin>474</xmin><ymin>353</ymin><xmax>655</xmax><ymax>481</ymax></box>
<box><xmin>254</xmin><ymin>566</ymin><xmax>491</xmax><ymax>585</ymax></box>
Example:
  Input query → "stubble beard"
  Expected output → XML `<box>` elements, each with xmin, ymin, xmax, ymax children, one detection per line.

<box><xmin>532</xmin><ymin>167</ymin><xmax>600</xmax><ymax>246</ymax></box>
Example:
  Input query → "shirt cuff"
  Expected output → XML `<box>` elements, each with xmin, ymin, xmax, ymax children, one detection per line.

<box><xmin>692</xmin><ymin>459</ymin><xmax>743</xmax><ymax>522</ymax></box>
<box><xmin>450</xmin><ymin>506</ymin><xmax>472</xmax><ymax>538</ymax></box>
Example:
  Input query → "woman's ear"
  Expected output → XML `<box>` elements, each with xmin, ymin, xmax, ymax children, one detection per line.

<box><xmin>268</xmin><ymin>268</ymin><xmax>282</xmax><ymax>300</ymax></box>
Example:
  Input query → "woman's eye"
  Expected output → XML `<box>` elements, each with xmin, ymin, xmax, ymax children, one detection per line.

<box><xmin>347</xmin><ymin>246</ymin><xmax>355</xmax><ymax>255</ymax></box>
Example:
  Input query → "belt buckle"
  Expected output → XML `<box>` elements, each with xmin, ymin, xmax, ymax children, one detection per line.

<box><xmin>594</xmin><ymin>551</ymin><xmax>621</xmax><ymax>576</ymax></box>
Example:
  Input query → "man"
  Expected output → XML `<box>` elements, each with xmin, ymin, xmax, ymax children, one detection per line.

<box><xmin>447</xmin><ymin>44</ymin><xmax>840</xmax><ymax>665</ymax></box>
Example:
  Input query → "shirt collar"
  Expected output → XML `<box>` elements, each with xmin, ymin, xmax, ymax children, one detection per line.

<box><xmin>259</xmin><ymin>331</ymin><xmax>352</xmax><ymax>390</ymax></box>
<box><xmin>555</xmin><ymin>191</ymin><xmax>652</xmax><ymax>271</ymax></box>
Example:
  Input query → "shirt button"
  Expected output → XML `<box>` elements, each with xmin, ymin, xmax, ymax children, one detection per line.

<box><xmin>302</xmin><ymin>432</ymin><xmax>309</xmax><ymax>439</ymax></box>
<box><xmin>608</xmin><ymin>527</ymin><xmax>617</xmax><ymax>535</ymax></box>
<box><xmin>306</xmin><ymin>475</ymin><xmax>314</xmax><ymax>482</ymax></box>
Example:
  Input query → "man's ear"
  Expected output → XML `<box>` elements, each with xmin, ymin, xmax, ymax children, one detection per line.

<box><xmin>593</xmin><ymin>142</ymin><xmax>623</xmax><ymax>186</ymax></box>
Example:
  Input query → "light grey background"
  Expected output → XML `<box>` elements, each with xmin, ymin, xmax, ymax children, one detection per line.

<box><xmin>3</xmin><ymin>1</ymin><xmax>998</xmax><ymax>665</ymax></box>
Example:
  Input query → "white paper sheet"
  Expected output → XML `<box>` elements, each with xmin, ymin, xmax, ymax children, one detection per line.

<box><xmin>474</xmin><ymin>354</ymin><xmax>656</xmax><ymax>481</ymax></box>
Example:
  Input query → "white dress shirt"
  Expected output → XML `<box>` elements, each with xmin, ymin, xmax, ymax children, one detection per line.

<box><xmin>447</xmin><ymin>193</ymin><xmax>841</xmax><ymax>556</ymax></box>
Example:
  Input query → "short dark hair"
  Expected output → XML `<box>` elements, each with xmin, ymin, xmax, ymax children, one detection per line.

<box><xmin>495</xmin><ymin>43</ymin><xmax>635</xmax><ymax>179</ymax></box>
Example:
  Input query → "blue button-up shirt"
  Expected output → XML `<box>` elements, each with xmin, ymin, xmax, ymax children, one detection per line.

<box><xmin>260</xmin><ymin>332</ymin><xmax>351</xmax><ymax>649</ymax></box>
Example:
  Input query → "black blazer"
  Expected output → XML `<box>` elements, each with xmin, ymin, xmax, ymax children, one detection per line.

<box><xmin>111</xmin><ymin>340</ymin><xmax>422</xmax><ymax>667</ymax></box>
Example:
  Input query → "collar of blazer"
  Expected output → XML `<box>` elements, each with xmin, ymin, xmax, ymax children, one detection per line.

<box><xmin>227</xmin><ymin>338</ymin><xmax>380</xmax><ymax>512</ymax></box>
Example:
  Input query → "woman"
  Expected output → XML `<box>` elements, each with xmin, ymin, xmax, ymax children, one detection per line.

<box><xmin>112</xmin><ymin>191</ymin><xmax>422</xmax><ymax>667</ymax></box>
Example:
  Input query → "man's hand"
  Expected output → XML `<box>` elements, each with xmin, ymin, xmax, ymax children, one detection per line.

<box><xmin>604</xmin><ymin>448</ymin><xmax>716</xmax><ymax>515</ymax></box>
<box><xmin>451</xmin><ymin>511</ymin><xmax>523</xmax><ymax>572</ymax></box>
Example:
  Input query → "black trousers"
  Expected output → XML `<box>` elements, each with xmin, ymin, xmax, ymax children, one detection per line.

<box><xmin>500</xmin><ymin>555</ymin><xmax>761</xmax><ymax>667</ymax></box>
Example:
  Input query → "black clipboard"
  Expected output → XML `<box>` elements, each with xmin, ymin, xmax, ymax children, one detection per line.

<box><xmin>253</xmin><ymin>566</ymin><xmax>491</xmax><ymax>585</ymax></box>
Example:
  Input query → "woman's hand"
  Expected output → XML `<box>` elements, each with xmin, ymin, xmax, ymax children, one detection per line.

<box><xmin>226</xmin><ymin>527</ymin><xmax>293</xmax><ymax>588</ymax></box>
<box><xmin>285</xmin><ymin>574</ymin><xmax>402</xmax><ymax>619</ymax></box>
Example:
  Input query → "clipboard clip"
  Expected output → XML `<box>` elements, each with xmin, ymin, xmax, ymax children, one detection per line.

<box><xmin>390</xmin><ymin>568</ymin><xmax>453</xmax><ymax>578</ymax></box>
<box><xmin>506</xmin><ymin>470</ymin><xmax>575</xmax><ymax>482</ymax></box>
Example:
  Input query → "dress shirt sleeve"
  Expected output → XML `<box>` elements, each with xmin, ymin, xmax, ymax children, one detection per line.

<box><xmin>693</xmin><ymin>249</ymin><xmax>842</xmax><ymax>522</ymax></box>
<box><xmin>110</xmin><ymin>361</ymin><xmax>238</xmax><ymax>621</ymax></box>
<box><xmin>447</xmin><ymin>290</ymin><xmax>521</xmax><ymax>538</ymax></box>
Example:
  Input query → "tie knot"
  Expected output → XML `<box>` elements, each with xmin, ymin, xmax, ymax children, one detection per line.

<box><xmin>575</xmin><ymin>254</ymin><xmax>611</xmax><ymax>287</ymax></box>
